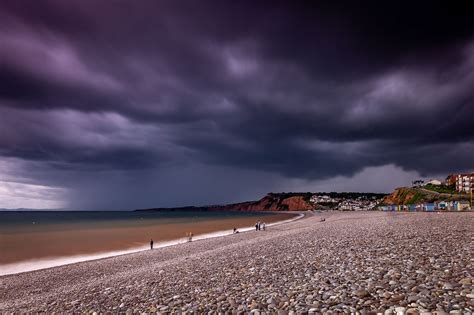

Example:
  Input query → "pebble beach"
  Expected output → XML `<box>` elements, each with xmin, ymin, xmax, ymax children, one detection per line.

<box><xmin>0</xmin><ymin>211</ymin><xmax>473</xmax><ymax>314</ymax></box>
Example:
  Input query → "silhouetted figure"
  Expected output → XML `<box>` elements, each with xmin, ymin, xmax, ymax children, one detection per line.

<box><xmin>233</xmin><ymin>227</ymin><xmax>237</xmax><ymax>234</ymax></box>
<box><xmin>255</xmin><ymin>222</ymin><xmax>258</xmax><ymax>231</ymax></box>
<box><xmin>150</xmin><ymin>239</ymin><xmax>154</xmax><ymax>250</ymax></box>
<box><xmin>187</xmin><ymin>232</ymin><xmax>193</xmax><ymax>242</ymax></box>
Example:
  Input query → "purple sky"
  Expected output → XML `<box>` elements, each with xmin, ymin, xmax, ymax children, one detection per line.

<box><xmin>1</xmin><ymin>1</ymin><xmax>473</xmax><ymax>209</ymax></box>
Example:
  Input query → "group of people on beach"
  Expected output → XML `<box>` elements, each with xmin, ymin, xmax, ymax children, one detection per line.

<box><xmin>150</xmin><ymin>221</ymin><xmax>271</xmax><ymax>250</ymax></box>
<box><xmin>255</xmin><ymin>221</ymin><xmax>266</xmax><ymax>231</ymax></box>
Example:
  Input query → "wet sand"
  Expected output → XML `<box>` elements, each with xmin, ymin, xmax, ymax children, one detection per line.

<box><xmin>0</xmin><ymin>212</ymin><xmax>294</xmax><ymax>266</ymax></box>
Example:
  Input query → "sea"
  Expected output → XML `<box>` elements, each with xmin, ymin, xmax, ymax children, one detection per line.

<box><xmin>0</xmin><ymin>210</ymin><xmax>297</xmax><ymax>276</ymax></box>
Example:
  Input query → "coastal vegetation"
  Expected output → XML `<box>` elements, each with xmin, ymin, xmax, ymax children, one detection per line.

<box><xmin>382</xmin><ymin>187</ymin><xmax>470</xmax><ymax>205</ymax></box>
<box><xmin>423</xmin><ymin>183</ymin><xmax>457</xmax><ymax>194</ymax></box>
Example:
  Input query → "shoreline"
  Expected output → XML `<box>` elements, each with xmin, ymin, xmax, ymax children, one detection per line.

<box><xmin>0</xmin><ymin>212</ymin><xmax>305</xmax><ymax>276</ymax></box>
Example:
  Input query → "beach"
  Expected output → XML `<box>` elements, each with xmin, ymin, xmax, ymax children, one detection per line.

<box><xmin>0</xmin><ymin>211</ymin><xmax>473</xmax><ymax>313</ymax></box>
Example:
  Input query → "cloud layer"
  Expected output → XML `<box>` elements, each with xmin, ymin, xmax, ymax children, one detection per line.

<box><xmin>1</xmin><ymin>2</ymin><xmax>473</xmax><ymax>209</ymax></box>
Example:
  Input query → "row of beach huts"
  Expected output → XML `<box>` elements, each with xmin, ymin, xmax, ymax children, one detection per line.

<box><xmin>379</xmin><ymin>200</ymin><xmax>471</xmax><ymax>212</ymax></box>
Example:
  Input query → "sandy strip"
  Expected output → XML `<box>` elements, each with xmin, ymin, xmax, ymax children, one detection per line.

<box><xmin>0</xmin><ymin>211</ymin><xmax>472</xmax><ymax>313</ymax></box>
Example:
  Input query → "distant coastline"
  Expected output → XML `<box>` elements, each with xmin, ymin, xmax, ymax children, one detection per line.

<box><xmin>136</xmin><ymin>192</ymin><xmax>387</xmax><ymax>212</ymax></box>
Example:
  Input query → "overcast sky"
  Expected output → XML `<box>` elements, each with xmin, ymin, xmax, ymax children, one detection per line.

<box><xmin>1</xmin><ymin>1</ymin><xmax>473</xmax><ymax>210</ymax></box>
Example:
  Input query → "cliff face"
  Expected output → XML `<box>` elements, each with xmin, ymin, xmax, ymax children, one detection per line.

<box><xmin>137</xmin><ymin>193</ymin><xmax>314</xmax><ymax>212</ymax></box>
<box><xmin>383</xmin><ymin>188</ymin><xmax>420</xmax><ymax>205</ymax></box>
<box><xmin>223</xmin><ymin>194</ymin><xmax>313</xmax><ymax>211</ymax></box>
<box><xmin>280</xmin><ymin>196</ymin><xmax>314</xmax><ymax>211</ymax></box>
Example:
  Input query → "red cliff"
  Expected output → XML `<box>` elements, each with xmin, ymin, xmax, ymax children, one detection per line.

<box><xmin>137</xmin><ymin>193</ymin><xmax>314</xmax><ymax>212</ymax></box>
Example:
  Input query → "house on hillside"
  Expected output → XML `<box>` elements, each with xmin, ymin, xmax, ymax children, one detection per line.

<box><xmin>412</xmin><ymin>180</ymin><xmax>424</xmax><ymax>188</ymax></box>
<box><xmin>445</xmin><ymin>174</ymin><xmax>457</xmax><ymax>186</ymax></box>
<box><xmin>426</xmin><ymin>179</ymin><xmax>442</xmax><ymax>186</ymax></box>
<box><xmin>455</xmin><ymin>173</ymin><xmax>474</xmax><ymax>193</ymax></box>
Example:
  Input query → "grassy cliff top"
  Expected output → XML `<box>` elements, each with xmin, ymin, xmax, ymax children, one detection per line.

<box><xmin>383</xmin><ymin>186</ymin><xmax>470</xmax><ymax>205</ymax></box>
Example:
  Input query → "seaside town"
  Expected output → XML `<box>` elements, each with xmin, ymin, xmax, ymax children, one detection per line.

<box><xmin>377</xmin><ymin>172</ymin><xmax>473</xmax><ymax>212</ymax></box>
<box><xmin>307</xmin><ymin>172</ymin><xmax>473</xmax><ymax>212</ymax></box>
<box><xmin>137</xmin><ymin>172</ymin><xmax>474</xmax><ymax>213</ymax></box>
<box><xmin>310</xmin><ymin>193</ymin><xmax>382</xmax><ymax>211</ymax></box>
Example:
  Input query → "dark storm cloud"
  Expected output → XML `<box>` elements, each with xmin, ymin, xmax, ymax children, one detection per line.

<box><xmin>1</xmin><ymin>1</ymin><xmax>474</xmax><ymax>208</ymax></box>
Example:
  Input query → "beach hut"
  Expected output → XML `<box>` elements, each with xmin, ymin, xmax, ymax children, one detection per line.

<box><xmin>415</xmin><ymin>204</ymin><xmax>423</xmax><ymax>211</ymax></box>
<box><xmin>454</xmin><ymin>201</ymin><xmax>460</xmax><ymax>211</ymax></box>
<box><xmin>458</xmin><ymin>201</ymin><xmax>471</xmax><ymax>211</ymax></box>
<box><xmin>437</xmin><ymin>201</ymin><xmax>448</xmax><ymax>211</ymax></box>
<box><xmin>425</xmin><ymin>203</ymin><xmax>435</xmax><ymax>211</ymax></box>
<box><xmin>445</xmin><ymin>201</ymin><xmax>454</xmax><ymax>211</ymax></box>
<box><xmin>453</xmin><ymin>201</ymin><xmax>470</xmax><ymax>211</ymax></box>
<box><xmin>408</xmin><ymin>204</ymin><xmax>416</xmax><ymax>211</ymax></box>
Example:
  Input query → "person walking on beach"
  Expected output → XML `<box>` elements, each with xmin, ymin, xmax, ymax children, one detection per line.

<box><xmin>255</xmin><ymin>222</ymin><xmax>259</xmax><ymax>231</ymax></box>
<box><xmin>262</xmin><ymin>222</ymin><xmax>266</xmax><ymax>231</ymax></box>
<box><xmin>150</xmin><ymin>238</ymin><xmax>154</xmax><ymax>250</ymax></box>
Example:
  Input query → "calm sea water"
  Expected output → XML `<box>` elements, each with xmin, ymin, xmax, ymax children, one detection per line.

<box><xmin>0</xmin><ymin>210</ymin><xmax>281</xmax><ymax>231</ymax></box>
<box><xmin>0</xmin><ymin>210</ymin><xmax>296</xmax><ymax>275</ymax></box>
